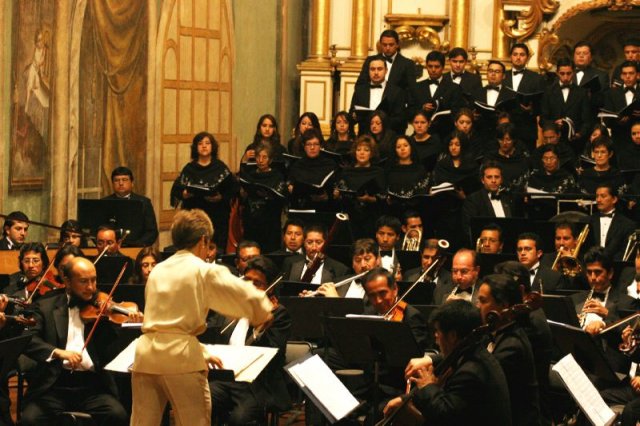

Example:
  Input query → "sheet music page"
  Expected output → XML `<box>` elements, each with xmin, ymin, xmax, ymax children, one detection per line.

<box><xmin>288</xmin><ymin>354</ymin><xmax>359</xmax><ymax>422</ymax></box>
<box><xmin>552</xmin><ymin>354</ymin><xmax>616</xmax><ymax>426</ymax></box>
<box><xmin>205</xmin><ymin>344</ymin><xmax>278</xmax><ymax>383</ymax></box>
<box><xmin>105</xmin><ymin>337</ymin><xmax>139</xmax><ymax>373</ymax></box>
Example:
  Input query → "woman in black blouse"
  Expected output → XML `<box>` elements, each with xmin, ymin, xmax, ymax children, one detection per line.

<box><xmin>241</xmin><ymin>114</ymin><xmax>286</xmax><ymax>166</ymax></box>
<box><xmin>385</xmin><ymin>135</ymin><xmax>429</xmax><ymax>219</ymax></box>
<box><xmin>368</xmin><ymin>110</ymin><xmax>396</xmax><ymax>163</ymax></box>
<box><xmin>410</xmin><ymin>110</ymin><xmax>443</xmax><ymax>172</ymax></box>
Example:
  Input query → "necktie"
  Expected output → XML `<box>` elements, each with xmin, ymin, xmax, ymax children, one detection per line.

<box><xmin>380</xmin><ymin>250</ymin><xmax>393</xmax><ymax>257</ymax></box>
<box><xmin>487</xmin><ymin>85</ymin><xmax>500</xmax><ymax>91</ymax></box>
<box><xmin>370</xmin><ymin>84</ymin><xmax>383</xmax><ymax>89</ymax></box>
<box><xmin>529</xmin><ymin>269</ymin><xmax>537</xmax><ymax>276</ymax></box>
<box><xmin>513</xmin><ymin>69</ymin><xmax>524</xmax><ymax>75</ymax></box>
<box><xmin>490</xmin><ymin>192</ymin><xmax>501</xmax><ymax>200</ymax></box>
<box><xmin>560</xmin><ymin>84</ymin><xmax>571</xmax><ymax>89</ymax></box>
<box><xmin>592</xmin><ymin>292</ymin><xmax>606</xmax><ymax>301</ymax></box>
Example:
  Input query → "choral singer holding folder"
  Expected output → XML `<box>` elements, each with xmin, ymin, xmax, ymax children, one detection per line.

<box><xmin>131</xmin><ymin>209</ymin><xmax>273</xmax><ymax>426</ymax></box>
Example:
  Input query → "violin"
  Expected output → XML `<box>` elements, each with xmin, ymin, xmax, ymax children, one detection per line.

<box><xmin>3</xmin><ymin>314</ymin><xmax>37</xmax><ymax>327</ymax></box>
<box><xmin>1</xmin><ymin>294</ymin><xmax>31</xmax><ymax>309</ymax></box>
<box><xmin>25</xmin><ymin>270</ymin><xmax>65</xmax><ymax>297</ymax></box>
<box><xmin>80</xmin><ymin>291</ymin><xmax>140</xmax><ymax>324</ymax></box>
<box><xmin>385</xmin><ymin>300</ymin><xmax>407</xmax><ymax>322</ymax></box>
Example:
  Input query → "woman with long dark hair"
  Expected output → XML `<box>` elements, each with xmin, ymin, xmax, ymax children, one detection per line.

<box><xmin>385</xmin><ymin>135</ymin><xmax>429</xmax><ymax>219</ymax></box>
<box><xmin>325</xmin><ymin>111</ymin><xmax>356</xmax><ymax>156</ymax></box>
<box><xmin>368</xmin><ymin>110</ymin><xmax>396</xmax><ymax>162</ymax></box>
<box><xmin>241</xmin><ymin>114</ymin><xmax>285</xmax><ymax>165</ymax></box>
<box><xmin>287</xmin><ymin>112</ymin><xmax>323</xmax><ymax>157</ymax></box>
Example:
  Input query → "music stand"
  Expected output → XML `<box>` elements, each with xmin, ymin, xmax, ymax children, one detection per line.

<box><xmin>548</xmin><ymin>320</ymin><xmax>624</xmax><ymax>386</ymax></box>
<box><xmin>477</xmin><ymin>253</ymin><xmax>517</xmax><ymax>277</ymax></box>
<box><xmin>94</xmin><ymin>257</ymin><xmax>133</xmax><ymax>284</ymax></box>
<box><xmin>542</xmin><ymin>294</ymin><xmax>582</xmax><ymax>328</ymax></box>
<box><xmin>278</xmin><ymin>297</ymin><xmax>363</xmax><ymax>340</ymax></box>
<box><xmin>77</xmin><ymin>199</ymin><xmax>145</xmax><ymax>245</ymax></box>
<box><xmin>279</xmin><ymin>281</ymin><xmax>320</xmax><ymax>298</ymax></box>
<box><xmin>0</xmin><ymin>334</ymin><xmax>32</xmax><ymax>381</ymax></box>
<box><xmin>396</xmin><ymin>281</ymin><xmax>435</xmax><ymax>305</ymax></box>
<box><xmin>395</xmin><ymin>250</ymin><xmax>421</xmax><ymax>272</ymax></box>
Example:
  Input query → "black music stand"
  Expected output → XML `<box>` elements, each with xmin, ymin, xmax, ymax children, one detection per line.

<box><xmin>77</xmin><ymin>199</ymin><xmax>145</xmax><ymax>245</ymax></box>
<box><xmin>278</xmin><ymin>281</ymin><xmax>320</xmax><ymax>298</ymax></box>
<box><xmin>548</xmin><ymin>320</ymin><xmax>624</xmax><ymax>386</ymax></box>
<box><xmin>324</xmin><ymin>316</ymin><xmax>423</xmax><ymax>423</ymax></box>
<box><xmin>477</xmin><ymin>253</ymin><xmax>518</xmax><ymax>277</ymax></box>
<box><xmin>278</xmin><ymin>297</ymin><xmax>364</xmax><ymax>340</ymax></box>
<box><xmin>94</xmin><ymin>257</ymin><xmax>133</xmax><ymax>284</ymax></box>
<box><xmin>395</xmin><ymin>250</ymin><xmax>421</xmax><ymax>273</ymax></box>
<box><xmin>543</xmin><ymin>294</ymin><xmax>582</xmax><ymax>328</ymax></box>
<box><xmin>396</xmin><ymin>281</ymin><xmax>435</xmax><ymax>305</ymax></box>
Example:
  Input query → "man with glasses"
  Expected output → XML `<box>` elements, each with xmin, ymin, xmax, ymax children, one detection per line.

<box><xmin>5</xmin><ymin>242</ymin><xmax>54</xmax><ymax>301</ymax></box>
<box><xmin>472</xmin><ymin>60</ymin><xmax>517</xmax><ymax>140</ymax></box>
<box><xmin>477</xmin><ymin>223</ymin><xmax>504</xmax><ymax>254</ymax></box>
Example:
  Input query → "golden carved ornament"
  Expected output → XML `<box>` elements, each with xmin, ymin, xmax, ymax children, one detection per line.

<box><xmin>537</xmin><ymin>26</ymin><xmax>560</xmax><ymax>73</ymax></box>
<box><xmin>501</xmin><ymin>0</ymin><xmax>560</xmax><ymax>42</ymax></box>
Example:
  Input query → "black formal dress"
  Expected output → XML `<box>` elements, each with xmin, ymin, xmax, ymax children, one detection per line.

<box><xmin>210</xmin><ymin>305</ymin><xmax>291</xmax><ymax>424</ymax></box>
<box><xmin>102</xmin><ymin>193</ymin><xmax>158</xmax><ymax>247</ymax></box>
<box><xmin>238</xmin><ymin>168</ymin><xmax>287</xmax><ymax>253</ymax></box>
<box><xmin>579</xmin><ymin>167</ymin><xmax>625</xmax><ymax>195</ymax></box>
<box><xmin>21</xmin><ymin>290</ymin><xmax>127</xmax><ymax>426</ymax></box>
<box><xmin>527</xmin><ymin>169</ymin><xmax>578</xmax><ymax>220</ymax></box>
<box><xmin>385</xmin><ymin>162</ymin><xmax>430</xmax><ymax>219</ymax></box>
<box><xmin>530</xmin><ymin>142</ymin><xmax>577</xmax><ymax>176</ymax></box>
<box><xmin>171</xmin><ymin>160</ymin><xmax>239</xmax><ymax>252</ymax></box>
<box><xmin>484</xmin><ymin>145</ymin><xmax>530</xmax><ymax>190</ymax></box>
<box><xmin>411</xmin><ymin>134</ymin><xmax>443</xmax><ymax>172</ymax></box>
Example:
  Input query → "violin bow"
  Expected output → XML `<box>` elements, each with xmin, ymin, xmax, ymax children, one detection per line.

<box><xmin>81</xmin><ymin>262</ymin><xmax>128</xmax><ymax>352</ymax></box>
<box><xmin>25</xmin><ymin>259</ymin><xmax>58</xmax><ymax>305</ymax></box>
<box><xmin>93</xmin><ymin>230</ymin><xmax>130</xmax><ymax>265</ymax></box>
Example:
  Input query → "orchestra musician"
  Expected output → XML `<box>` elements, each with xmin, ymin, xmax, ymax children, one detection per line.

<box><xmin>4</xmin><ymin>242</ymin><xmax>58</xmax><ymax>301</ymax></box>
<box><xmin>476</xmin><ymin>273</ymin><xmax>541</xmax><ymax>426</ymax></box>
<box><xmin>617</xmin><ymin>248</ymin><xmax>640</xmax><ymax>312</ymax></box>
<box><xmin>589</xmin><ymin>183</ymin><xmax>636</xmax><ymax>261</ymax></box>
<box><xmin>211</xmin><ymin>256</ymin><xmax>291</xmax><ymax>424</ymax></box>
<box><xmin>129</xmin><ymin>247</ymin><xmax>160</xmax><ymax>285</ymax></box>
<box><xmin>383</xmin><ymin>300</ymin><xmax>512</xmax><ymax>425</ymax></box>
<box><xmin>0</xmin><ymin>211</ymin><xmax>29</xmax><ymax>251</ymax></box>
<box><xmin>20</xmin><ymin>257</ymin><xmax>143</xmax><ymax>426</ymax></box>
<box><xmin>131</xmin><ymin>209</ymin><xmax>273</xmax><ymax>426</ymax></box>
<box><xmin>476</xmin><ymin>223</ymin><xmax>504</xmax><ymax>254</ymax></box>
<box><xmin>281</xmin><ymin>224</ymin><xmax>348</xmax><ymax>284</ymax></box>
<box><xmin>404</xmin><ymin>239</ymin><xmax>453</xmax><ymax>295</ymax></box>
<box><xmin>234</xmin><ymin>240</ymin><xmax>261</xmax><ymax>276</ymax></box>
<box><xmin>95</xmin><ymin>225</ymin><xmax>127</xmax><ymax>258</ymax></box>
<box><xmin>270</xmin><ymin>218</ymin><xmax>305</xmax><ymax>255</ymax></box>
<box><xmin>58</xmin><ymin>219</ymin><xmax>86</xmax><ymax>248</ymax></box>
<box><xmin>516</xmin><ymin>232</ymin><xmax>564</xmax><ymax>293</ymax></box>
<box><xmin>435</xmin><ymin>248</ymin><xmax>480</xmax><ymax>305</ymax></box>
<box><xmin>374</xmin><ymin>215</ymin><xmax>402</xmax><ymax>275</ymax></box>
<box><xmin>540</xmin><ymin>222</ymin><xmax>588</xmax><ymax>291</ymax></box>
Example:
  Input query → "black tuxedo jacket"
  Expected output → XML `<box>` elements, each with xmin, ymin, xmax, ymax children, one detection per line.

<box><xmin>413</xmin><ymin>345</ymin><xmax>512</xmax><ymax>425</ymax></box>
<box><xmin>0</xmin><ymin>238</ymin><xmax>17</xmax><ymax>251</ymax></box>
<box><xmin>356</xmin><ymin>53</ymin><xmax>418</xmax><ymax>94</ymax></box>
<box><xmin>349</xmin><ymin>82</ymin><xmax>407</xmax><ymax>135</ymax></box>
<box><xmin>102</xmin><ymin>193</ymin><xmax>159</xmax><ymax>246</ymax></box>
<box><xmin>281</xmin><ymin>256</ymin><xmax>349</xmax><ymax>283</ymax></box>
<box><xmin>442</xmin><ymin>71</ymin><xmax>482</xmax><ymax>101</ymax></box>
<box><xmin>433</xmin><ymin>281</ymin><xmax>479</xmax><ymax>306</ymax></box>
<box><xmin>589</xmin><ymin>212</ymin><xmax>636</xmax><ymax>260</ymax></box>
<box><xmin>217</xmin><ymin>305</ymin><xmax>292</xmax><ymax>410</ymax></box>
<box><xmin>403</xmin><ymin>268</ymin><xmax>452</xmax><ymax>305</ymax></box>
<box><xmin>472</xmin><ymin>85</ymin><xmax>518</xmax><ymax>139</ymax></box>
<box><xmin>540</xmin><ymin>83</ymin><xmax>592</xmax><ymax>138</ymax></box>
<box><xmin>573</xmin><ymin>65</ymin><xmax>609</xmax><ymax>109</ymax></box>
<box><xmin>504</xmin><ymin>69</ymin><xmax>546</xmax><ymax>147</ymax></box>
<box><xmin>22</xmin><ymin>290</ymin><xmax>119</xmax><ymax>400</ymax></box>
<box><xmin>463</xmin><ymin>188</ymin><xmax>517</xmax><ymax>230</ymax></box>
<box><xmin>571</xmin><ymin>288</ymin><xmax>620</xmax><ymax>327</ymax></box>
<box><xmin>532</xmin><ymin>265</ymin><xmax>565</xmax><ymax>293</ymax></box>
<box><xmin>409</xmin><ymin>78</ymin><xmax>463</xmax><ymax>138</ymax></box>
<box><xmin>603</xmin><ymin>86</ymin><xmax>639</xmax><ymax>143</ymax></box>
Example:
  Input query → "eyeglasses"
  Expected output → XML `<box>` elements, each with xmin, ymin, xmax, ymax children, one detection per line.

<box><xmin>487</xmin><ymin>68</ymin><xmax>503</xmax><ymax>74</ymax></box>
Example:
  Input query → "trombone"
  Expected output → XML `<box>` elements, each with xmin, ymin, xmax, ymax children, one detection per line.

<box><xmin>552</xmin><ymin>224</ymin><xmax>589</xmax><ymax>277</ymax></box>
<box><xmin>622</xmin><ymin>230</ymin><xmax>640</xmax><ymax>262</ymax></box>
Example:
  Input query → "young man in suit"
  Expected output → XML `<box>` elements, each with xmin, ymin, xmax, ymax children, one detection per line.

<box><xmin>102</xmin><ymin>167</ymin><xmax>158</xmax><ymax>247</ymax></box>
<box><xmin>572</xmin><ymin>40</ymin><xmax>609</xmax><ymax>110</ymax></box>
<box><xmin>350</xmin><ymin>55</ymin><xmax>407</xmax><ymax>135</ymax></box>
<box><xmin>442</xmin><ymin>47</ymin><xmax>482</xmax><ymax>103</ymax></box>
<box><xmin>516</xmin><ymin>232</ymin><xmax>564</xmax><ymax>293</ymax></box>
<box><xmin>603</xmin><ymin>61</ymin><xmax>640</xmax><ymax>146</ymax></box>
<box><xmin>472</xmin><ymin>60</ymin><xmax>518</xmax><ymax>140</ymax></box>
<box><xmin>540</xmin><ymin>58</ymin><xmax>592</xmax><ymax>155</ymax></box>
<box><xmin>611</xmin><ymin>38</ymin><xmax>640</xmax><ymax>87</ymax></box>
<box><xmin>0</xmin><ymin>211</ymin><xmax>29</xmax><ymax>251</ymax></box>
<box><xmin>504</xmin><ymin>43</ymin><xmax>545</xmax><ymax>150</ymax></box>
<box><xmin>589</xmin><ymin>183</ymin><xmax>636</xmax><ymax>261</ymax></box>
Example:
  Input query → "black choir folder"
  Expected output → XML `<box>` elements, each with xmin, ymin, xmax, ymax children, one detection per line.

<box><xmin>285</xmin><ymin>353</ymin><xmax>360</xmax><ymax>424</ymax></box>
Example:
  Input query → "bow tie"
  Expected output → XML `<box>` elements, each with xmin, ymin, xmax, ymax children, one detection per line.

<box><xmin>384</xmin><ymin>56</ymin><xmax>393</xmax><ymax>64</ymax></box>
<box><xmin>600</xmin><ymin>212</ymin><xmax>614</xmax><ymax>218</ymax></box>
<box><xmin>513</xmin><ymin>69</ymin><xmax>524</xmax><ymax>75</ymax></box>
<box><xmin>592</xmin><ymin>292</ymin><xmax>607</xmax><ymax>301</ymax></box>
<box><xmin>487</xmin><ymin>85</ymin><xmax>500</xmax><ymax>91</ymax></box>
<box><xmin>427</xmin><ymin>79</ymin><xmax>439</xmax><ymax>86</ymax></box>
<box><xmin>68</xmin><ymin>295</ymin><xmax>92</xmax><ymax>309</ymax></box>
<box><xmin>490</xmin><ymin>192</ymin><xmax>501</xmax><ymax>200</ymax></box>
<box><xmin>370</xmin><ymin>83</ymin><xmax>383</xmax><ymax>89</ymax></box>
<box><xmin>529</xmin><ymin>268</ymin><xmax>538</xmax><ymax>276</ymax></box>
<box><xmin>560</xmin><ymin>84</ymin><xmax>572</xmax><ymax>89</ymax></box>
<box><xmin>456</xmin><ymin>287</ymin><xmax>473</xmax><ymax>295</ymax></box>
<box><xmin>625</xmin><ymin>87</ymin><xmax>636</xmax><ymax>93</ymax></box>
<box><xmin>452</xmin><ymin>73</ymin><xmax>463</xmax><ymax>79</ymax></box>
<box><xmin>575</xmin><ymin>67</ymin><xmax>585</xmax><ymax>73</ymax></box>
<box><xmin>380</xmin><ymin>250</ymin><xmax>393</xmax><ymax>257</ymax></box>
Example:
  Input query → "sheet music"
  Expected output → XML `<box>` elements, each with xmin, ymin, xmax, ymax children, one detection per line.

<box><xmin>288</xmin><ymin>354</ymin><xmax>359</xmax><ymax>422</ymax></box>
<box><xmin>205</xmin><ymin>344</ymin><xmax>278</xmax><ymax>382</ymax></box>
<box><xmin>105</xmin><ymin>337</ymin><xmax>138</xmax><ymax>373</ymax></box>
<box><xmin>552</xmin><ymin>354</ymin><xmax>616</xmax><ymax>426</ymax></box>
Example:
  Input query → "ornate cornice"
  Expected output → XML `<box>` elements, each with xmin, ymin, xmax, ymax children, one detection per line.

<box><xmin>501</xmin><ymin>0</ymin><xmax>560</xmax><ymax>42</ymax></box>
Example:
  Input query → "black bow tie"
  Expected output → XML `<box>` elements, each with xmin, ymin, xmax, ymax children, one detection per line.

<box><xmin>427</xmin><ymin>79</ymin><xmax>439</xmax><ymax>86</ymax></box>
<box><xmin>384</xmin><ymin>56</ymin><xmax>393</xmax><ymax>64</ymax></box>
<box><xmin>370</xmin><ymin>83</ymin><xmax>383</xmax><ymax>89</ymax></box>
<box><xmin>529</xmin><ymin>268</ymin><xmax>537</xmax><ymax>276</ymax></box>
<box><xmin>625</xmin><ymin>87</ymin><xmax>636</xmax><ymax>93</ymax></box>
<box><xmin>592</xmin><ymin>291</ymin><xmax>607</xmax><ymax>301</ymax></box>
<box><xmin>600</xmin><ymin>212</ymin><xmax>614</xmax><ymax>218</ymax></box>
<box><xmin>560</xmin><ymin>84</ymin><xmax>572</xmax><ymax>89</ymax></box>
<box><xmin>68</xmin><ymin>295</ymin><xmax>92</xmax><ymax>309</ymax></box>
<box><xmin>456</xmin><ymin>287</ymin><xmax>473</xmax><ymax>295</ymax></box>
<box><xmin>380</xmin><ymin>250</ymin><xmax>393</xmax><ymax>257</ymax></box>
<box><xmin>452</xmin><ymin>73</ymin><xmax>463</xmax><ymax>79</ymax></box>
<box><xmin>487</xmin><ymin>85</ymin><xmax>500</xmax><ymax>91</ymax></box>
<box><xmin>513</xmin><ymin>69</ymin><xmax>524</xmax><ymax>75</ymax></box>
<box><xmin>490</xmin><ymin>192</ymin><xmax>501</xmax><ymax>200</ymax></box>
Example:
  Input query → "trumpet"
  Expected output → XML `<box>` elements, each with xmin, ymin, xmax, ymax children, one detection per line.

<box><xmin>402</xmin><ymin>228</ymin><xmax>422</xmax><ymax>251</ymax></box>
<box><xmin>476</xmin><ymin>237</ymin><xmax>482</xmax><ymax>253</ymax></box>
<box><xmin>552</xmin><ymin>224</ymin><xmax>588</xmax><ymax>277</ymax></box>
<box><xmin>622</xmin><ymin>230</ymin><xmax>640</xmax><ymax>262</ymax></box>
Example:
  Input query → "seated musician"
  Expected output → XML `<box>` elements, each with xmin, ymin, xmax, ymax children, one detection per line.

<box><xmin>589</xmin><ymin>183</ymin><xmax>636</xmax><ymax>261</ymax></box>
<box><xmin>234</xmin><ymin>240</ymin><xmax>261</xmax><ymax>276</ymax></box>
<box><xmin>301</xmin><ymin>238</ymin><xmax>380</xmax><ymax>299</ymax></box>
<box><xmin>58</xmin><ymin>219</ymin><xmax>87</xmax><ymax>248</ymax></box>
<box><xmin>401</xmin><ymin>210</ymin><xmax>424</xmax><ymax>249</ymax></box>
<box><xmin>434</xmin><ymin>248</ymin><xmax>479</xmax><ymax>305</ymax></box>
<box><xmin>0</xmin><ymin>211</ymin><xmax>29</xmax><ymax>251</ymax></box>
<box><xmin>404</xmin><ymin>239</ymin><xmax>453</xmax><ymax>298</ymax></box>
<box><xmin>95</xmin><ymin>224</ymin><xmax>126</xmax><ymax>258</ymax></box>
<box><xmin>541</xmin><ymin>221</ymin><xmax>589</xmax><ymax>290</ymax></box>
<box><xmin>517</xmin><ymin>232</ymin><xmax>565</xmax><ymax>293</ymax></box>
<box><xmin>281</xmin><ymin>224</ymin><xmax>348</xmax><ymax>284</ymax></box>
<box><xmin>375</xmin><ymin>215</ymin><xmax>402</xmax><ymax>274</ymax></box>
<box><xmin>383</xmin><ymin>300</ymin><xmax>512</xmax><ymax>425</ymax></box>
<box><xmin>476</xmin><ymin>223</ymin><xmax>504</xmax><ymax>254</ymax></box>
<box><xmin>572</xmin><ymin>247</ymin><xmax>621</xmax><ymax>335</ymax></box>
<box><xmin>617</xmin><ymin>247</ymin><xmax>640</xmax><ymax>312</ymax></box>
<box><xmin>270</xmin><ymin>217</ymin><xmax>305</xmax><ymax>255</ymax></box>
<box><xmin>129</xmin><ymin>247</ymin><xmax>160</xmax><ymax>285</ymax></box>
<box><xmin>20</xmin><ymin>257</ymin><xmax>143</xmax><ymax>426</ymax></box>
<box><xmin>211</xmin><ymin>256</ymin><xmax>291</xmax><ymax>424</ymax></box>
<box><xmin>5</xmin><ymin>242</ymin><xmax>58</xmax><ymax>301</ymax></box>
<box><xmin>476</xmin><ymin>273</ymin><xmax>542</xmax><ymax>426</ymax></box>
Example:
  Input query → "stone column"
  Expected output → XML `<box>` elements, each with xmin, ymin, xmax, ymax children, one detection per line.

<box><xmin>492</xmin><ymin>0</ymin><xmax>509</xmax><ymax>59</ymax></box>
<box><xmin>450</xmin><ymin>0</ymin><xmax>470</xmax><ymax>49</ymax></box>
<box><xmin>308</xmin><ymin>0</ymin><xmax>331</xmax><ymax>61</ymax></box>
<box><xmin>349</xmin><ymin>0</ymin><xmax>371</xmax><ymax>60</ymax></box>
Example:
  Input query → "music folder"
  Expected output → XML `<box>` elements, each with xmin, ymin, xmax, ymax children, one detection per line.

<box><xmin>77</xmin><ymin>199</ymin><xmax>145</xmax><ymax>245</ymax></box>
<box><xmin>542</xmin><ymin>294</ymin><xmax>582</xmax><ymax>328</ymax></box>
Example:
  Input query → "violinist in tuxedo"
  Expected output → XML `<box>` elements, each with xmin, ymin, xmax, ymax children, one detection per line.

<box><xmin>350</xmin><ymin>55</ymin><xmax>408</xmax><ymax>135</ymax></box>
<box><xmin>0</xmin><ymin>211</ymin><xmax>29</xmax><ymax>251</ymax></box>
<box><xmin>540</xmin><ymin>58</ymin><xmax>592</xmax><ymax>152</ymax></box>
<box><xmin>462</xmin><ymin>162</ymin><xmax>518</xmax><ymax>232</ymax></box>
<box><xmin>101</xmin><ymin>167</ymin><xmax>158</xmax><ymax>247</ymax></box>
<box><xmin>504</xmin><ymin>43</ymin><xmax>545</xmax><ymax>151</ymax></box>
<box><xmin>383</xmin><ymin>300</ymin><xmax>512</xmax><ymax>426</ymax></box>
<box><xmin>602</xmin><ymin>61</ymin><xmax>640</xmax><ymax>146</ymax></box>
<box><xmin>356</xmin><ymin>29</ymin><xmax>418</xmax><ymax>96</ymax></box>
<box><xmin>409</xmin><ymin>51</ymin><xmax>464</xmax><ymax>140</ymax></box>
<box><xmin>516</xmin><ymin>232</ymin><xmax>564</xmax><ymax>294</ymax></box>
<box><xmin>572</xmin><ymin>41</ymin><xmax>609</xmax><ymax>110</ymax></box>
<box><xmin>211</xmin><ymin>256</ymin><xmax>291</xmax><ymax>425</ymax></box>
<box><xmin>20</xmin><ymin>257</ymin><xmax>143</xmax><ymax>426</ymax></box>
<box><xmin>471</xmin><ymin>61</ymin><xmax>518</xmax><ymax>140</ymax></box>
<box><xmin>589</xmin><ymin>183</ymin><xmax>636</xmax><ymax>261</ymax></box>
<box><xmin>280</xmin><ymin>224</ymin><xmax>348</xmax><ymax>284</ymax></box>
<box><xmin>442</xmin><ymin>47</ymin><xmax>482</xmax><ymax>103</ymax></box>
